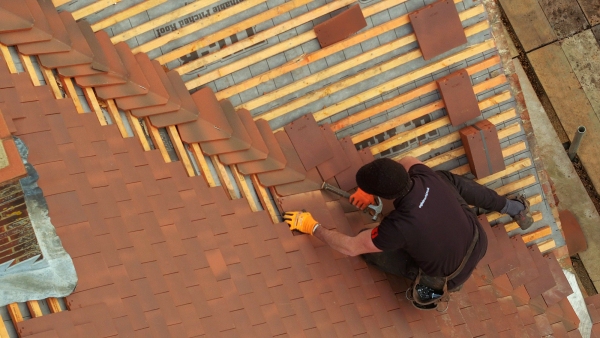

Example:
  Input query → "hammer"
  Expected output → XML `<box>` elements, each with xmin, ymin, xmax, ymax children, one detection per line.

<box><xmin>321</xmin><ymin>182</ymin><xmax>383</xmax><ymax>221</ymax></box>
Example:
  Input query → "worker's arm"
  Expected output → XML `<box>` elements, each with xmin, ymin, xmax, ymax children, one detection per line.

<box><xmin>283</xmin><ymin>211</ymin><xmax>382</xmax><ymax>256</ymax></box>
<box><xmin>398</xmin><ymin>156</ymin><xmax>423</xmax><ymax>172</ymax></box>
<box><xmin>313</xmin><ymin>225</ymin><xmax>381</xmax><ymax>256</ymax></box>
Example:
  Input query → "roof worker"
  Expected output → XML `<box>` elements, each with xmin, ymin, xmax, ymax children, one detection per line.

<box><xmin>283</xmin><ymin>157</ymin><xmax>532</xmax><ymax>309</ymax></box>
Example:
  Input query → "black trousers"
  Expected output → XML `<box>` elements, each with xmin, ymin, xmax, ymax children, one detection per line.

<box><xmin>362</xmin><ymin>170</ymin><xmax>506</xmax><ymax>285</ymax></box>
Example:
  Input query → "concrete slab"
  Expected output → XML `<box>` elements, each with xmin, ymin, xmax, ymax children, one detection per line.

<box><xmin>561</xmin><ymin>30</ymin><xmax>600</xmax><ymax>118</ymax></box>
<box><xmin>577</xmin><ymin>0</ymin><xmax>600</xmax><ymax>27</ymax></box>
<box><xmin>593</xmin><ymin>25</ymin><xmax>600</xmax><ymax>45</ymax></box>
<box><xmin>528</xmin><ymin>43</ymin><xmax>600</xmax><ymax>192</ymax></box>
<box><xmin>538</xmin><ymin>0</ymin><xmax>590</xmax><ymax>39</ymax></box>
<box><xmin>514</xmin><ymin>60</ymin><xmax>600</xmax><ymax>291</ymax></box>
<box><xmin>498</xmin><ymin>0</ymin><xmax>556</xmax><ymax>52</ymax></box>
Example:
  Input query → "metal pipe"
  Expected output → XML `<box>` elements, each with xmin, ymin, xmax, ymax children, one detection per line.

<box><xmin>568</xmin><ymin>126</ymin><xmax>586</xmax><ymax>160</ymax></box>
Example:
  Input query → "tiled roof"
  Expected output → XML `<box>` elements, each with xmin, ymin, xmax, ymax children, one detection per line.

<box><xmin>0</xmin><ymin>39</ymin><xmax>580</xmax><ymax>337</ymax></box>
<box><xmin>0</xmin><ymin>0</ymin><xmax>586</xmax><ymax>336</ymax></box>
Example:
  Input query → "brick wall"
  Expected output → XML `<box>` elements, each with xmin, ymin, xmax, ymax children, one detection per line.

<box><xmin>0</xmin><ymin>182</ymin><xmax>41</xmax><ymax>266</ymax></box>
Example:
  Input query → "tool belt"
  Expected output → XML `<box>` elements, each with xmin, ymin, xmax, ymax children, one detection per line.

<box><xmin>406</xmin><ymin>224</ymin><xmax>479</xmax><ymax>311</ymax></box>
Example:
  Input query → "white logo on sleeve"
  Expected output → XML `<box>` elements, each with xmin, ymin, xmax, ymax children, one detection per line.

<box><xmin>419</xmin><ymin>187</ymin><xmax>429</xmax><ymax>208</ymax></box>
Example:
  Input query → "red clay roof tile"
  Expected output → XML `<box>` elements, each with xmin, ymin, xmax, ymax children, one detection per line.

<box><xmin>218</xmin><ymin>109</ymin><xmax>268</xmax><ymax>165</ymax></box>
<box><xmin>54</xmin><ymin>221</ymin><xmax>99</xmax><ymax>259</ymax></box>
<box><xmin>498</xmin><ymin>296</ymin><xmax>518</xmax><ymax>316</ymax></box>
<box><xmin>284</xmin><ymin>114</ymin><xmax>333</xmax><ymax>171</ymax></box>
<box><xmin>115</xmin><ymin>54</ymin><xmax>169</xmax><ymax>110</ymax></box>
<box><xmin>105</xmin><ymin>171</ymin><xmax>131</xmax><ymax>202</ymax></box>
<box><xmin>146</xmin><ymin>309</ymin><xmax>172</xmax><ymax>336</ymax></box>
<box><xmin>114</xmin><ymin>251</ymin><xmax>145</xmax><ymax>288</ymax></box>
<box><xmin>56</xmin><ymin>99</ymin><xmax>84</xmax><ymax>128</ymax></box>
<box><xmin>558</xmin><ymin>297</ymin><xmax>580</xmax><ymax>331</ymax></box>
<box><xmin>0</xmin><ymin>54</ymin><xmax>12</xmax><ymax>89</ymax></box>
<box><xmin>77</xmin><ymin>114</ymin><xmax>104</xmax><ymax>143</ymax></box>
<box><xmin>0</xmin><ymin>0</ymin><xmax>51</xmax><ymax>46</ymax></box>
<box><xmin>192</xmin><ymin>87</ymin><xmax>232</xmax><ymax>136</ymax></box>
<box><xmin>131</xmin><ymin>278</ymin><xmax>161</xmax><ymax>312</ymax></box>
<box><xmin>559</xmin><ymin>209</ymin><xmax>588</xmax><ymax>256</ymax></box>
<box><xmin>130</xmin><ymin>66</ymin><xmax>181</xmax><ymax>117</ymax></box>
<box><xmin>314</xmin><ymin>4</ymin><xmax>366</xmax><ymax>48</ymax></box>
<box><xmin>334</xmin><ymin>136</ymin><xmax>363</xmax><ymax>191</ymax></box>
<box><xmin>176</xmin><ymin>303</ymin><xmax>206</xmax><ymax>337</ymax></box>
<box><xmin>46</xmin><ymin>114</ymin><xmax>72</xmax><ymax>145</ymax></box>
<box><xmin>0</xmin><ymin>0</ymin><xmax>34</xmax><ymax>33</ymax></box>
<box><xmin>147</xmin><ymin>71</ymin><xmax>199</xmax><ymax>128</ymax></box>
<box><xmin>542</xmin><ymin>253</ymin><xmax>574</xmax><ymax>307</ymax></box>
<box><xmin>38</xmin><ymin>12</ymin><xmax>93</xmax><ymax>69</ymax></box>
<box><xmin>409</xmin><ymin>0</ymin><xmax>467</xmax><ymax>60</ymax></box>
<box><xmin>81</xmin><ymin>203</ymin><xmax>109</xmax><ymax>236</ymax></box>
<box><xmin>530</xmin><ymin>295</ymin><xmax>549</xmax><ymax>318</ymax></box>
<box><xmin>156</xmin><ymin>178</ymin><xmax>185</xmax><ymax>210</ymax></box>
<box><xmin>119</xmin><ymin>296</ymin><xmax>150</xmax><ymax>331</ymax></box>
<box><xmin>12</xmin><ymin>103</ymin><xmax>51</xmax><ymax>136</ymax></box>
<box><xmin>534</xmin><ymin>313</ymin><xmax>554</xmax><ymax>335</ymax></box>
<box><xmin>177</xmin><ymin>87</ymin><xmax>232</xmax><ymax>143</ymax></box>
<box><xmin>91</xmin><ymin>140</ymin><xmax>117</xmax><ymax>170</ymax></box>
<box><xmin>67</xmin><ymin>126</ymin><xmax>96</xmax><ymax>159</ymax></box>
<box><xmin>316</xmin><ymin>124</ymin><xmax>350</xmax><ymax>181</ymax></box>
<box><xmin>507</xmin><ymin>235</ymin><xmax>540</xmax><ymax>288</ymax></box>
<box><xmin>57</xmin><ymin>20</ymin><xmax>110</xmax><ymax>77</ymax></box>
<box><xmin>437</xmin><ymin>69</ymin><xmax>481</xmax><ymax>126</ymax></box>
<box><xmin>167</xmin><ymin>256</ymin><xmax>197</xmax><ymax>289</ymax></box>
<box><xmin>273</xmin><ymin>166</ymin><xmax>323</xmax><ymax>196</ymax></box>
<box><xmin>147</xmin><ymin>241</ymin><xmax>175</xmax><ymax>273</ymax></box>
<box><xmin>17</xmin><ymin>0</ymin><xmax>71</xmax><ymax>55</ymax></box>
<box><xmin>461</xmin><ymin>119</ymin><xmax>506</xmax><ymax>179</ymax></box>
<box><xmin>524</xmin><ymin>245</ymin><xmax>557</xmax><ymax>299</ymax></box>
<box><xmin>13</xmin><ymin>73</ymin><xmax>38</xmax><ymax>102</ymax></box>
<box><xmin>95</xmin><ymin>233</ymin><xmax>122</xmax><ymax>267</ymax></box>
<box><xmin>71</xmin><ymin>252</ymin><xmax>113</xmax><ymax>292</ymax></box>
<box><xmin>237</xmin><ymin>119</ymin><xmax>287</xmax><ymax>175</ymax></box>
<box><xmin>488</xmin><ymin>224</ymin><xmax>520</xmax><ymax>277</ymax></box>
<box><xmin>256</xmin><ymin>130</ymin><xmax>306</xmax><ymax>187</ymax></box>
<box><xmin>45</xmin><ymin>190</ymin><xmax>87</xmax><ymax>227</ymax></box>
<box><xmin>131</xmin><ymin>231</ymin><xmax>157</xmax><ymax>264</ymax></box>
<box><xmin>163</xmin><ymin>161</ymin><xmax>190</xmax><ymax>189</ymax></box>
<box><xmin>552</xmin><ymin>322</ymin><xmax>570</xmax><ymax>337</ymax></box>
<box><xmin>95</xmin><ymin>42</ymin><xmax>149</xmax><ymax>99</ymax></box>
<box><xmin>517</xmin><ymin>305</ymin><xmax>535</xmax><ymax>325</ymax></box>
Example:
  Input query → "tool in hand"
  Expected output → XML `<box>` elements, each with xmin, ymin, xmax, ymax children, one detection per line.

<box><xmin>321</xmin><ymin>182</ymin><xmax>383</xmax><ymax>221</ymax></box>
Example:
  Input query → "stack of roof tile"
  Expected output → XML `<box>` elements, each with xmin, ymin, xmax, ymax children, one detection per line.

<box><xmin>0</xmin><ymin>0</ymin><xmax>587</xmax><ymax>336</ymax></box>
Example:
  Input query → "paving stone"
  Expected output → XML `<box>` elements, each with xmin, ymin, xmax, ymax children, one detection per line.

<box><xmin>538</xmin><ymin>0</ymin><xmax>590</xmax><ymax>39</ymax></box>
<box><xmin>499</xmin><ymin>0</ymin><xmax>557</xmax><ymax>52</ymax></box>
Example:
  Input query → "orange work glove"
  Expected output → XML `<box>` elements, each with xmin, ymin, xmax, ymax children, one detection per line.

<box><xmin>283</xmin><ymin>211</ymin><xmax>320</xmax><ymax>235</ymax></box>
<box><xmin>349</xmin><ymin>188</ymin><xmax>375</xmax><ymax>210</ymax></box>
